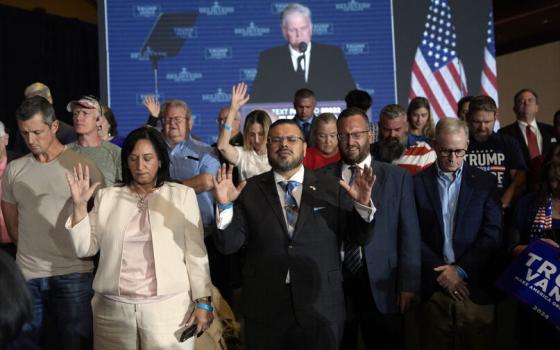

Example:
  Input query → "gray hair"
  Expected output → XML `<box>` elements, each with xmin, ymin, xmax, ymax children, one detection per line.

<box><xmin>161</xmin><ymin>99</ymin><xmax>192</xmax><ymax>119</ymax></box>
<box><xmin>0</xmin><ymin>121</ymin><xmax>5</xmax><ymax>137</ymax></box>
<box><xmin>281</xmin><ymin>3</ymin><xmax>312</xmax><ymax>28</ymax></box>
<box><xmin>435</xmin><ymin>117</ymin><xmax>469</xmax><ymax>140</ymax></box>
<box><xmin>24</xmin><ymin>82</ymin><xmax>52</xmax><ymax>101</ymax></box>
<box><xmin>379</xmin><ymin>104</ymin><xmax>406</xmax><ymax>120</ymax></box>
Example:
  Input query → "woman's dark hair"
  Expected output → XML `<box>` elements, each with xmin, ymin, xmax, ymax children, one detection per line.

<box><xmin>101</xmin><ymin>104</ymin><xmax>118</xmax><ymax>137</ymax></box>
<box><xmin>536</xmin><ymin>159</ymin><xmax>560</xmax><ymax>206</ymax></box>
<box><xmin>0</xmin><ymin>251</ymin><xmax>33</xmax><ymax>347</ymax></box>
<box><xmin>118</xmin><ymin>126</ymin><xmax>171</xmax><ymax>188</ymax></box>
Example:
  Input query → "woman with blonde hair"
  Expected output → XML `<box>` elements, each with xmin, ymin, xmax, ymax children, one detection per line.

<box><xmin>217</xmin><ymin>83</ymin><xmax>272</xmax><ymax>181</ymax></box>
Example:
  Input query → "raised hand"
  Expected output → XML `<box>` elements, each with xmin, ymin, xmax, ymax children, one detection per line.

<box><xmin>338</xmin><ymin>164</ymin><xmax>376</xmax><ymax>206</ymax></box>
<box><xmin>212</xmin><ymin>164</ymin><xmax>246</xmax><ymax>206</ymax></box>
<box><xmin>143</xmin><ymin>95</ymin><xmax>161</xmax><ymax>117</ymax></box>
<box><xmin>230</xmin><ymin>82</ymin><xmax>250</xmax><ymax>112</ymax></box>
<box><xmin>66</xmin><ymin>163</ymin><xmax>101</xmax><ymax>206</ymax></box>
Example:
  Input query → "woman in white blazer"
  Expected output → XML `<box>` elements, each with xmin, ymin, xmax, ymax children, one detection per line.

<box><xmin>65</xmin><ymin>126</ymin><xmax>213</xmax><ymax>350</ymax></box>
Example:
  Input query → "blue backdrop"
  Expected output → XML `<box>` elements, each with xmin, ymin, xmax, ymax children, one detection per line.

<box><xmin>100</xmin><ymin>0</ymin><xmax>395</xmax><ymax>144</ymax></box>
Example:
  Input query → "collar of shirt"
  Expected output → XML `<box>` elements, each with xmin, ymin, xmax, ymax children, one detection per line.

<box><xmin>289</xmin><ymin>42</ymin><xmax>311</xmax><ymax>81</ymax></box>
<box><xmin>517</xmin><ymin>119</ymin><xmax>538</xmax><ymax>130</ymax></box>
<box><xmin>342</xmin><ymin>153</ymin><xmax>372</xmax><ymax>183</ymax></box>
<box><xmin>436</xmin><ymin>160</ymin><xmax>464</xmax><ymax>183</ymax></box>
<box><xmin>273</xmin><ymin>164</ymin><xmax>305</xmax><ymax>185</ymax></box>
<box><xmin>294</xmin><ymin>115</ymin><xmax>315</xmax><ymax>128</ymax></box>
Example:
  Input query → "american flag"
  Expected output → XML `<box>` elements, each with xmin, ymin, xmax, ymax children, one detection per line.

<box><xmin>409</xmin><ymin>0</ymin><xmax>467</xmax><ymax>121</ymax></box>
<box><xmin>480</xmin><ymin>11</ymin><xmax>500</xmax><ymax>129</ymax></box>
<box><xmin>530</xmin><ymin>198</ymin><xmax>553</xmax><ymax>239</ymax></box>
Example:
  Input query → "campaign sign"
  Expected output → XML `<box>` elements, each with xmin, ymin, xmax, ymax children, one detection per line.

<box><xmin>496</xmin><ymin>239</ymin><xmax>560</xmax><ymax>328</ymax></box>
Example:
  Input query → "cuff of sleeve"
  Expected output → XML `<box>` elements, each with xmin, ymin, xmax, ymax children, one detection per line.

<box><xmin>455</xmin><ymin>265</ymin><xmax>468</xmax><ymax>280</ymax></box>
<box><xmin>216</xmin><ymin>207</ymin><xmax>234</xmax><ymax>230</ymax></box>
<box><xmin>353</xmin><ymin>199</ymin><xmax>376</xmax><ymax>222</ymax></box>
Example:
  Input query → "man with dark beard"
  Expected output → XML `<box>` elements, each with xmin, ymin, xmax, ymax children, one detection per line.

<box><xmin>320</xmin><ymin>107</ymin><xmax>421</xmax><ymax>350</ymax></box>
<box><xmin>372</xmin><ymin>104</ymin><xmax>436</xmax><ymax>175</ymax></box>
<box><xmin>212</xmin><ymin>119</ymin><xmax>375</xmax><ymax>349</ymax></box>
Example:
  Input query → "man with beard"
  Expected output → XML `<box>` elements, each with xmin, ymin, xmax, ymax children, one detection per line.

<box><xmin>464</xmin><ymin>95</ymin><xmax>526</xmax><ymax>209</ymax></box>
<box><xmin>320</xmin><ymin>107</ymin><xmax>421</xmax><ymax>350</ymax></box>
<box><xmin>212</xmin><ymin>119</ymin><xmax>375</xmax><ymax>349</ymax></box>
<box><xmin>372</xmin><ymin>104</ymin><xmax>436</xmax><ymax>175</ymax></box>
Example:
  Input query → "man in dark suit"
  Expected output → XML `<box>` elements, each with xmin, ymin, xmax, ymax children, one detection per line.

<box><xmin>320</xmin><ymin>107</ymin><xmax>421</xmax><ymax>350</ymax></box>
<box><xmin>212</xmin><ymin>119</ymin><xmax>375</xmax><ymax>349</ymax></box>
<box><xmin>250</xmin><ymin>3</ymin><xmax>355</xmax><ymax>103</ymax></box>
<box><xmin>414</xmin><ymin>118</ymin><xmax>502</xmax><ymax>350</ymax></box>
<box><xmin>498</xmin><ymin>88</ymin><xmax>555</xmax><ymax>186</ymax></box>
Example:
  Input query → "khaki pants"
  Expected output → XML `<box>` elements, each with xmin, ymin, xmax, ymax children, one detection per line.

<box><xmin>419</xmin><ymin>291</ymin><xmax>494</xmax><ymax>350</ymax></box>
<box><xmin>92</xmin><ymin>293</ymin><xmax>195</xmax><ymax>350</ymax></box>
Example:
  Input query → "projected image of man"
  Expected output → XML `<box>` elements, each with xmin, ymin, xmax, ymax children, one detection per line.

<box><xmin>251</xmin><ymin>3</ymin><xmax>356</xmax><ymax>103</ymax></box>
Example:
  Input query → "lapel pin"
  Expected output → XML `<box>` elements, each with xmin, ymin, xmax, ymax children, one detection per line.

<box><xmin>309</xmin><ymin>186</ymin><xmax>316</xmax><ymax>191</ymax></box>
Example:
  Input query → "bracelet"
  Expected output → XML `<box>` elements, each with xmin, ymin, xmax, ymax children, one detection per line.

<box><xmin>196</xmin><ymin>303</ymin><xmax>214</xmax><ymax>312</ymax></box>
<box><xmin>217</xmin><ymin>203</ymin><xmax>233</xmax><ymax>210</ymax></box>
<box><xmin>223</xmin><ymin>124</ymin><xmax>232</xmax><ymax>131</ymax></box>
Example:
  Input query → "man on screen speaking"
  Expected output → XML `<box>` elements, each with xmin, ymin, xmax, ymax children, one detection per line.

<box><xmin>251</xmin><ymin>3</ymin><xmax>356</xmax><ymax>103</ymax></box>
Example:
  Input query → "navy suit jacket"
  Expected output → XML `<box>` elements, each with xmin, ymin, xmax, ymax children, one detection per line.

<box><xmin>414</xmin><ymin>163</ymin><xmax>502</xmax><ymax>304</ymax></box>
<box><xmin>250</xmin><ymin>42</ymin><xmax>356</xmax><ymax>102</ymax></box>
<box><xmin>320</xmin><ymin>160</ymin><xmax>421</xmax><ymax>314</ymax></box>
<box><xmin>498</xmin><ymin>121</ymin><xmax>555</xmax><ymax>164</ymax></box>
<box><xmin>213</xmin><ymin>169</ymin><xmax>372</xmax><ymax>327</ymax></box>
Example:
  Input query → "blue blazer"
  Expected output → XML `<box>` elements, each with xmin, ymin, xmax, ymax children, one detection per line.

<box><xmin>414</xmin><ymin>163</ymin><xmax>502</xmax><ymax>304</ymax></box>
<box><xmin>320</xmin><ymin>160</ymin><xmax>421</xmax><ymax>314</ymax></box>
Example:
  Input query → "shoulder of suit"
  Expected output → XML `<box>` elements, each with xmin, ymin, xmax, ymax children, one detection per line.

<box><xmin>260</xmin><ymin>45</ymin><xmax>288</xmax><ymax>56</ymax></box>
<box><xmin>537</xmin><ymin>122</ymin><xmax>554</xmax><ymax>131</ymax></box>
<box><xmin>372</xmin><ymin>159</ymin><xmax>407</xmax><ymax>176</ymax></box>
<box><xmin>464</xmin><ymin>163</ymin><xmax>497</xmax><ymax>185</ymax></box>
<box><xmin>497</xmin><ymin>122</ymin><xmax>517</xmax><ymax>134</ymax></box>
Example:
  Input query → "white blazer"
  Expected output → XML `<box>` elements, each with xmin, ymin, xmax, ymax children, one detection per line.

<box><xmin>66</xmin><ymin>182</ymin><xmax>212</xmax><ymax>300</ymax></box>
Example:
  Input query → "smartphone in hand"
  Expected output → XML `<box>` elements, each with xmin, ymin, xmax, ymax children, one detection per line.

<box><xmin>180</xmin><ymin>325</ymin><xmax>198</xmax><ymax>342</ymax></box>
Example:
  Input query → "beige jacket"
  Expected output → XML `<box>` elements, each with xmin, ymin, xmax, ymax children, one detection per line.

<box><xmin>66</xmin><ymin>182</ymin><xmax>212</xmax><ymax>300</ymax></box>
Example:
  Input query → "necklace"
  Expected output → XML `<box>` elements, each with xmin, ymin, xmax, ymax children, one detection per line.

<box><xmin>132</xmin><ymin>186</ymin><xmax>153</xmax><ymax>212</ymax></box>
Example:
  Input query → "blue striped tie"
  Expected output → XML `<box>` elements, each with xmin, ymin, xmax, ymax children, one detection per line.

<box><xmin>344</xmin><ymin>166</ymin><xmax>362</xmax><ymax>274</ymax></box>
<box><xmin>280</xmin><ymin>181</ymin><xmax>300</xmax><ymax>237</ymax></box>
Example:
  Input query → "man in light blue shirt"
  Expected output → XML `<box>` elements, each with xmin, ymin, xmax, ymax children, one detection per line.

<box><xmin>160</xmin><ymin>99</ymin><xmax>220</xmax><ymax>231</ymax></box>
<box><xmin>414</xmin><ymin>118</ymin><xmax>501</xmax><ymax>350</ymax></box>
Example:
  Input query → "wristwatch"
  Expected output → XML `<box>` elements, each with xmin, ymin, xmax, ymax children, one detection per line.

<box><xmin>195</xmin><ymin>296</ymin><xmax>212</xmax><ymax>304</ymax></box>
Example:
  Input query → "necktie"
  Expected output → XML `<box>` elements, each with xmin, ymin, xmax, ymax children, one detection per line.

<box><xmin>526</xmin><ymin>125</ymin><xmax>540</xmax><ymax>160</ymax></box>
<box><xmin>280</xmin><ymin>180</ymin><xmax>300</xmax><ymax>237</ymax></box>
<box><xmin>302</xmin><ymin>122</ymin><xmax>310</xmax><ymax>140</ymax></box>
<box><xmin>296</xmin><ymin>54</ymin><xmax>305</xmax><ymax>79</ymax></box>
<box><xmin>343</xmin><ymin>166</ymin><xmax>362</xmax><ymax>274</ymax></box>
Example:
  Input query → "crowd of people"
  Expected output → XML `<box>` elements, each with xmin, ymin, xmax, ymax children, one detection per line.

<box><xmin>0</xmin><ymin>6</ymin><xmax>559</xmax><ymax>350</ymax></box>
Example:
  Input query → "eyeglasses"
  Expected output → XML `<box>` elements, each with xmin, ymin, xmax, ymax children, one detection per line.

<box><xmin>268</xmin><ymin>135</ymin><xmax>305</xmax><ymax>145</ymax></box>
<box><xmin>438</xmin><ymin>149</ymin><xmax>467</xmax><ymax>157</ymax></box>
<box><xmin>164</xmin><ymin>116</ymin><xmax>188</xmax><ymax>124</ymax></box>
<box><xmin>337</xmin><ymin>130</ymin><xmax>370</xmax><ymax>141</ymax></box>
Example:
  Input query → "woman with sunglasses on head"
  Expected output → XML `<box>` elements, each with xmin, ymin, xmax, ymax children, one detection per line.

<box><xmin>216</xmin><ymin>83</ymin><xmax>272</xmax><ymax>181</ymax></box>
<box><xmin>65</xmin><ymin>126</ymin><xmax>213</xmax><ymax>349</ymax></box>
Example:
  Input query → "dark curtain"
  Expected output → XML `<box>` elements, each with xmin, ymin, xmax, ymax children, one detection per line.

<box><xmin>0</xmin><ymin>4</ymin><xmax>98</xmax><ymax>137</ymax></box>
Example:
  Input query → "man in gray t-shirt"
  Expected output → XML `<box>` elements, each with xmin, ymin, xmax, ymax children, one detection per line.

<box><xmin>1</xmin><ymin>96</ymin><xmax>104</xmax><ymax>349</ymax></box>
<box><xmin>66</xmin><ymin>96</ymin><xmax>121</xmax><ymax>186</ymax></box>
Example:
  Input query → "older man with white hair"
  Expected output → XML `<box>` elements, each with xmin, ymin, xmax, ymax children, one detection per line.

<box><xmin>251</xmin><ymin>3</ymin><xmax>355</xmax><ymax>102</ymax></box>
